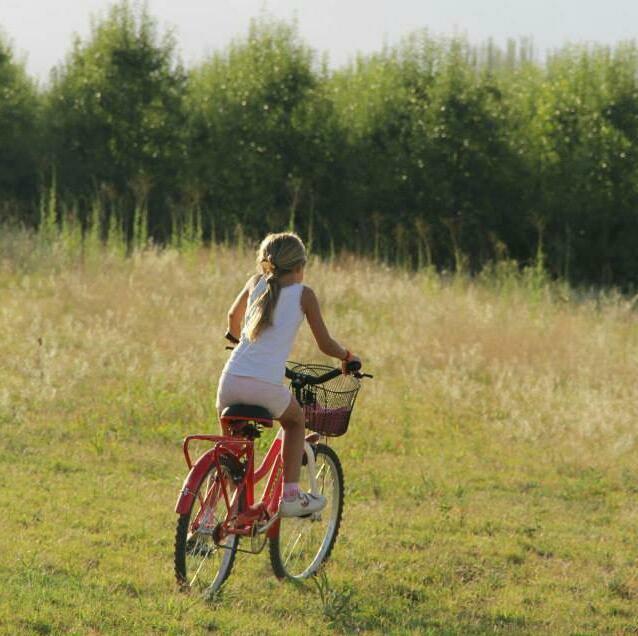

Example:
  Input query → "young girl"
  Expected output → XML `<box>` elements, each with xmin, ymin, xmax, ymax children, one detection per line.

<box><xmin>216</xmin><ymin>232</ymin><xmax>360</xmax><ymax>517</ymax></box>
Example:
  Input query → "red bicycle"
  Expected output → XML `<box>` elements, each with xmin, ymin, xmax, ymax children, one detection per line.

<box><xmin>173</xmin><ymin>361</ymin><xmax>371</xmax><ymax>595</ymax></box>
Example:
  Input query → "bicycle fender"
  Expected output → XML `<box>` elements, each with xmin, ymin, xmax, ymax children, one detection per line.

<box><xmin>175</xmin><ymin>448</ymin><xmax>217</xmax><ymax>514</ymax></box>
<box><xmin>304</xmin><ymin>440</ymin><xmax>319</xmax><ymax>496</ymax></box>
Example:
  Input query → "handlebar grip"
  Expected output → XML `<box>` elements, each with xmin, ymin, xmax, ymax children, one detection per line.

<box><xmin>346</xmin><ymin>360</ymin><xmax>361</xmax><ymax>372</ymax></box>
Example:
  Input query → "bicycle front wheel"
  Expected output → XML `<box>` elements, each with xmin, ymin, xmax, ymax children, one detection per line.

<box><xmin>269</xmin><ymin>443</ymin><xmax>344</xmax><ymax>580</ymax></box>
<box><xmin>174</xmin><ymin>454</ymin><xmax>244</xmax><ymax>596</ymax></box>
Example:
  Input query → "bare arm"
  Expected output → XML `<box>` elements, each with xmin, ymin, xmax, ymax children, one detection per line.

<box><xmin>226</xmin><ymin>274</ymin><xmax>261</xmax><ymax>340</ymax></box>
<box><xmin>301</xmin><ymin>286</ymin><xmax>349</xmax><ymax>360</ymax></box>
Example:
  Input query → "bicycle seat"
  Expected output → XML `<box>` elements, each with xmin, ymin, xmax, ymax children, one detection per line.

<box><xmin>221</xmin><ymin>404</ymin><xmax>274</xmax><ymax>427</ymax></box>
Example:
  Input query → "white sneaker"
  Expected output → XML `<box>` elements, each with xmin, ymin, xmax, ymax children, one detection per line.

<box><xmin>279</xmin><ymin>491</ymin><xmax>327</xmax><ymax>517</ymax></box>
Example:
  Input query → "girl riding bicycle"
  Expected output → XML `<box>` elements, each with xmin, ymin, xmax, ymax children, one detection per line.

<box><xmin>216</xmin><ymin>232</ymin><xmax>360</xmax><ymax>518</ymax></box>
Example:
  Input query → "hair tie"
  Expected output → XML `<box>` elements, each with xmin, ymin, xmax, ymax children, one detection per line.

<box><xmin>265</xmin><ymin>254</ymin><xmax>279</xmax><ymax>276</ymax></box>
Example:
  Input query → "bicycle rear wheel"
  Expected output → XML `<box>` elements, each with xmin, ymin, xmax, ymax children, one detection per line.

<box><xmin>269</xmin><ymin>443</ymin><xmax>344</xmax><ymax>580</ymax></box>
<box><xmin>174</xmin><ymin>454</ymin><xmax>244</xmax><ymax>596</ymax></box>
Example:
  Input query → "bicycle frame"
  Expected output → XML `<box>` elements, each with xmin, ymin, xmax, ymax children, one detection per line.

<box><xmin>175</xmin><ymin>428</ymin><xmax>321</xmax><ymax>540</ymax></box>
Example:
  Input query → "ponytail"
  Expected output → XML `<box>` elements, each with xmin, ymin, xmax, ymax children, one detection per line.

<box><xmin>245</xmin><ymin>275</ymin><xmax>282</xmax><ymax>341</ymax></box>
<box><xmin>245</xmin><ymin>233</ymin><xmax>306</xmax><ymax>342</ymax></box>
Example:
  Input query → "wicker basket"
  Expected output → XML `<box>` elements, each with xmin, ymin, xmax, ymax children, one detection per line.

<box><xmin>287</xmin><ymin>363</ymin><xmax>360</xmax><ymax>437</ymax></box>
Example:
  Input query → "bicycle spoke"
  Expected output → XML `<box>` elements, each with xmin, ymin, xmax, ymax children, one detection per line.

<box><xmin>281</xmin><ymin>520</ymin><xmax>305</xmax><ymax>561</ymax></box>
<box><xmin>189</xmin><ymin>539</ymin><xmax>215</xmax><ymax>587</ymax></box>
<box><xmin>283</xmin><ymin>523</ymin><xmax>311</xmax><ymax>568</ymax></box>
<box><xmin>175</xmin><ymin>456</ymin><xmax>242</xmax><ymax>595</ymax></box>
<box><xmin>271</xmin><ymin>446</ymin><xmax>343</xmax><ymax>579</ymax></box>
<box><xmin>317</xmin><ymin>463</ymin><xmax>330</xmax><ymax>493</ymax></box>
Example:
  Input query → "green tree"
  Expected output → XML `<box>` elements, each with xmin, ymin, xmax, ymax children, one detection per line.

<box><xmin>186</xmin><ymin>17</ymin><xmax>327</xmax><ymax>242</ymax></box>
<box><xmin>522</xmin><ymin>45</ymin><xmax>638</xmax><ymax>283</ymax></box>
<box><xmin>0</xmin><ymin>31</ymin><xmax>40</xmax><ymax>222</ymax></box>
<box><xmin>45</xmin><ymin>1</ymin><xmax>187</xmax><ymax>240</ymax></box>
<box><xmin>327</xmin><ymin>34</ymin><xmax>526</xmax><ymax>269</ymax></box>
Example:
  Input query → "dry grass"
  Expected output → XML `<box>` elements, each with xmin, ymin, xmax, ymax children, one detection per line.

<box><xmin>2</xmin><ymin>233</ymin><xmax>638</xmax><ymax>633</ymax></box>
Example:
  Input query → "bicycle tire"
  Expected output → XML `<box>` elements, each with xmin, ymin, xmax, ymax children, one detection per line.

<box><xmin>269</xmin><ymin>443</ymin><xmax>344</xmax><ymax>580</ymax></box>
<box><xmin>174</xmin><ymin>453</ymin><xmax>245</xmax><ymax>596</ymax></box>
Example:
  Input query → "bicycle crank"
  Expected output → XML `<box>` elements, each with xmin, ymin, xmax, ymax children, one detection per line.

<box><xmin>250</xmin><ymin>521</ymin><xmax>267</xmax><ymax>554</ymax></box>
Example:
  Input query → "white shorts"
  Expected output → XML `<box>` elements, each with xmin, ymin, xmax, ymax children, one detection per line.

<box><xmin>215</xmin><ymin>373</ymin><xmax>292</xmax><ymax>419</ymax></box>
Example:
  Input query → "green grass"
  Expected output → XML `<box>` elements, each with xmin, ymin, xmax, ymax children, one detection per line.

<box><xmin>1</xmin><ymin>233</ymin><xmax>638</xmax><ymax>634</ymax></box>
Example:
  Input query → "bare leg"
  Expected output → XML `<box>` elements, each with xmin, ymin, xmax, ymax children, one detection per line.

<box><xmin>278</xmin><ymin>397</ymin><xmax>306</xmax><ymax>483</ymax></box>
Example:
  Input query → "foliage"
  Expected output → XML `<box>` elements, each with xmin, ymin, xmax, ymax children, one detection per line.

<box><xmin>186</xmin><ymin>16</ymin><xmax>330</xmax><ymax>241</ymax></box>
<box><xmin>3</xmin><ymin>5</ymin><xmax>638</xmax><ymax>285</ymax></box>
<box><xmin>0</xmin><ymin>31</ymin><xmax>40</xmax><ymax>223</ymax></box>
<box><xmin>44</xmin><ymin>1</ymin><xmax>187</xmax><ymax>241</ymax></box>
<box><xmin>507</xmin><ymin>44</ymin><xmax>638</xmax><ymax>284</ymax></box>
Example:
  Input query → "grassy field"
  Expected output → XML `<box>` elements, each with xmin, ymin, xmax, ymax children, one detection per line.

<box><xmin>1</xmin><ymin>232</ymin><xmax>638</xmax><ymax>634</ymax></box>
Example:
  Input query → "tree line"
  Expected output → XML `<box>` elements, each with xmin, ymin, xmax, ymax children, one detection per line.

<box><xmin>1</xmin><ymin>2</ymin><xmax>638</xmax><ymax>286</ymax></box>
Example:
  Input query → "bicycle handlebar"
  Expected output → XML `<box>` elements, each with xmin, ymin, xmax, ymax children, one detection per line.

<box><xmin>285</xmin><ymin>360</ymin><xmax>373</xmax><ymax>387</ymax></box>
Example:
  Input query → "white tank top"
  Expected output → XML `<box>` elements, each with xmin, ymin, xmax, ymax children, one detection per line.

<box><xmin>223</xmin><ymin>278</ymin><xmax>304</xmax><ymax>385</ymax></box>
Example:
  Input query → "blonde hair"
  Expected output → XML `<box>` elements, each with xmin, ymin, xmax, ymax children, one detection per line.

<box><xmin>245</xmin><ymin>232</ymin><xmax>307</xmax><ymax>341</ymax></box>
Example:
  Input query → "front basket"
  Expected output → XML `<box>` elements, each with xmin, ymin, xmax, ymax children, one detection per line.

<box><xmin>287</xmin><ymin>363</ymin><xmax>360</xmax><ymax>437</ymax></box>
